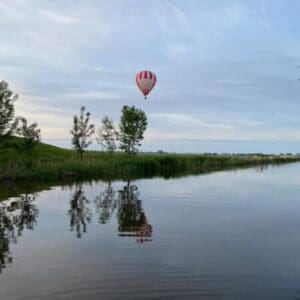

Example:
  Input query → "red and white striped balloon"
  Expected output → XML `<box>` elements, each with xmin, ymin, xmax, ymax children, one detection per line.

<box><xmin>135</xmin><ymin>70</ymin><xmax>157</xmax><ymax>99</ymax></box>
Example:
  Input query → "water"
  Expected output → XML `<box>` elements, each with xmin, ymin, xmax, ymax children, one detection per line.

<box><xmin>1</xmin><ymin>163</ymin><xmax>300</xmax><ymax>299</ymax></box>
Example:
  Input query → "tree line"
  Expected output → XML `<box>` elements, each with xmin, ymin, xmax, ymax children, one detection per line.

<box><xmin>0</xmin><ymin>80</ymin><xmax>148</xmax><ymax>156</ymax></box>
<box><xmin>70</xmin><ymin>105</ymin><xmax>147</xmax><ymax>157</ymax></box>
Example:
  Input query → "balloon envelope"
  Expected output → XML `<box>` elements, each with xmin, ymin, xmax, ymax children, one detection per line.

<box><xmin>135</xmin><ymin>70</ymin><xmax>157</xmax><ymax>99</ymax></box>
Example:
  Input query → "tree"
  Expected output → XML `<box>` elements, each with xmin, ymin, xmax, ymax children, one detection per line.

<box><xmin>119</xmin><ymin>106</ymin><xmax>147</xmax><ymax>156</ymax></box>
<box><xmin>17</xmin><ymin>118</ymin><xmax>41</xmax><ymax>153</ymax></box>
<box><xmin>70</xmin><ymin>106</ymin><xmax>95</xmax><ymax>157</ymax></box>
<box><xmin>96</xmin><ymin>116</ymin><xmax>118</xmax><ymax>153</ymax></box>
<box><xmin>0</xmin><ymin>81</ymin><xmax>18</xmax><ymax>148</ymax></box>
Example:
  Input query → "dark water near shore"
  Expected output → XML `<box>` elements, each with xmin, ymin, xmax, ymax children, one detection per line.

<box><xmin>1</xmin><ymin>163</ymin><xmax>300</xmax><ymax>299</ymax></box>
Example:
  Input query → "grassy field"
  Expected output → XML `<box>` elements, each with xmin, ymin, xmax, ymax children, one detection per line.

<box><xmin>1</xmin><ymin>138</ymin><xmax>300</xmax><ymax>182</ymax></box>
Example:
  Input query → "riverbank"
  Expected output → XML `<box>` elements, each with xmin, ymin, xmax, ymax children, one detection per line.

<box><xmin>1</xmin><ymin>141</ymin><xmax>299</xmax><ymax>181</ymax></box>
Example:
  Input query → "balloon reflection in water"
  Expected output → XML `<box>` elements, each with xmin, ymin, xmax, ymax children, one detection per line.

<box><xmin>71</xmin><ymin>182</ymin><xmax>153</xmax><ymax>242</ymax></box>
<box><xmin>117</xmin><ymin>182</ymin><xmax>153</xmax><ymax>243</ymax></box>
<box><xmin>0</xmin><ymin>194</ymin><xmax>38</xmax><ymax>273</ymax></box>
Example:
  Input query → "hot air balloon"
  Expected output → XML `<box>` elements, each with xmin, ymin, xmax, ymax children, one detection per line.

<box><xmin>135</xmin><ymin>70</ymin><xmax>157</xmax><ymax>99</ymax></box>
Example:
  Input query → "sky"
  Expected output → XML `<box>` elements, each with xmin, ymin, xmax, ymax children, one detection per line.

<box><xmin>1</xmin><ymin>0</ymin><xmax>300</xmax><ymax>153</ymax></box>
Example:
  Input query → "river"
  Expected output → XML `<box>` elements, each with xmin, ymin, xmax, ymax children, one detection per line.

<box><xmin>0</xmin><ymin>163</ymin><xmax>300</xmax><ymax>299</ymax></box>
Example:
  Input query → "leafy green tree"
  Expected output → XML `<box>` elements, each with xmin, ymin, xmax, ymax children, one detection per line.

<box><xmin>0</xmin><ymin>81</ymin><xmax>18</xmax><ymax>148</ymax></box>
<box><xmin>96</xmin><ymin>116</ymin><xmax>118</xmax><ymax>153</ymax></box>
<box><xmin>119</xmin><ymin>106</ymin><xmax>147</xmax><ymax>156</ymax></box>
<box><xmin>17</xmin><ymin>118</ymin><xmax>41</xmax><ymax>153</ymax></box>
<box><xmin>70</xmin><ymin>106</ymin><xmax>95</xmax><ymax>157</ymax></box>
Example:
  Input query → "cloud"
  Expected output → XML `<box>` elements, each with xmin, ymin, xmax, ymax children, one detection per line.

<box><xmin>145</xmin><ymin>112</ymin><xmax>300</xmax><ymax>144</ymax></box>
<box><xmin>38</xmin><ymin>9</ymin><xmax>76</xmax><ymax>25</ymax></box>
<box><xmin>149</xmin><ymin>113</ymin><xmax>235</xmax><ymax>130</ymax></box>
<box><xmin>1</xmin><ymin>0</ymin><xmax>300</xmax><ymax>152</ymax></box>
<box><xmin>63</xmin><ymin>91</ymin><xmax>121</xmax><ymax>100</ymax></box>
<box><xmin>258</xmin><ymin>0</ymin><xmax>270</xmax><ymax>28</ymax></box>
<box><xmin>149</xmin><ymin>112</ymin><xmax>265</xmax><ymax>129</ymax></box>
<box><xmin>166</xmin><ymin>1</ymin><xmax>190</xmax><ymax>27</ymax></box>
<box><xmin>0</xmin><ymin>2</ymin><xmax>15</xmax><ymax>18</ymax></box>
<box><xmin>145</xmin><ymin>127</ymin><xmax>300</xmax><ymax>143</ymax></box>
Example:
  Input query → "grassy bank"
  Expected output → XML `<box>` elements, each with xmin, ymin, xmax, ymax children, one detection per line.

<box><xmin>1</xmin><ymin>139</ymin><xmax>300</xmax><ymax>182</ymax></box>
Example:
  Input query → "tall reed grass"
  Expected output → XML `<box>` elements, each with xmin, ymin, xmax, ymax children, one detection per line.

<box><xmin>1</xmin><ymin>151</ymin><xmax>299</xmax><ymax>182</ymax></box>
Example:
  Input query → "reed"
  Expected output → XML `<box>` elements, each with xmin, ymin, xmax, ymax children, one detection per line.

<box><xmin>1</xmin><ymin>142</ymin><xmax>299</xmax><ymax>182</ymax></box>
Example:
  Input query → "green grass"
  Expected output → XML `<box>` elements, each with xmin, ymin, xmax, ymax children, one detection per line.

<box><xmin>1</xmin><ymin>137</ymin><xmax>300</xmax><ymax>182</ymax></box>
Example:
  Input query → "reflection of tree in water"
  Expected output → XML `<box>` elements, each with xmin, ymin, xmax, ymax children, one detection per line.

<box><xmin>94</xmin><ymin>182</ymin><xmax>117</xmax><ymax>224</ymax></box>
<box><xmin>117</xmin><ymin>182</ymin><xmax>152</xmax><ymax>243</ymax></box>
<box><xmin>69</xmin><ymin>186</ymin><xmax>92</xmax><ymax>238</ymax></box>
<box><xmin>74</xmin><ymin>182</ymin><xmax>153</xmax><ymax>242</ymax></box>
<box><xmin>255</xmin><ymin>164</ymin><xmax>269</xmax><ymax>173</ymax></box>
<box><xmin>0</xmin><ymin>194</ymin><xmax>38</xmax><ymax>273</ymax></box>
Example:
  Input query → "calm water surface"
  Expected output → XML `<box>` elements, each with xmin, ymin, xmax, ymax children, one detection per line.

<box><xmin>1</xmin><ymin>163</ymin><xmax>300</xmax><ymax>299</ymax></box>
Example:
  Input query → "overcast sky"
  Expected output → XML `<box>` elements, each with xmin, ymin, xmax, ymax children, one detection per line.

<box><xmin>1</xmin><ymin>0</ymin><xmax>300</xmax><ymax>153</ymax></box>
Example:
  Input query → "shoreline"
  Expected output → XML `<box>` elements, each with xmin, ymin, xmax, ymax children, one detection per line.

<box><xmin>1</xmin><ymin>152</ymin><xmax>299</xmax><ymax>182</ymax></box>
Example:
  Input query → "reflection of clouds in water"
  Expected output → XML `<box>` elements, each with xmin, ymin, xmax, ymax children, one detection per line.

<box><xmin>0</xmin><ymin>194</ymin><xmax>38</xmax><ymax>273</ymax></box>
